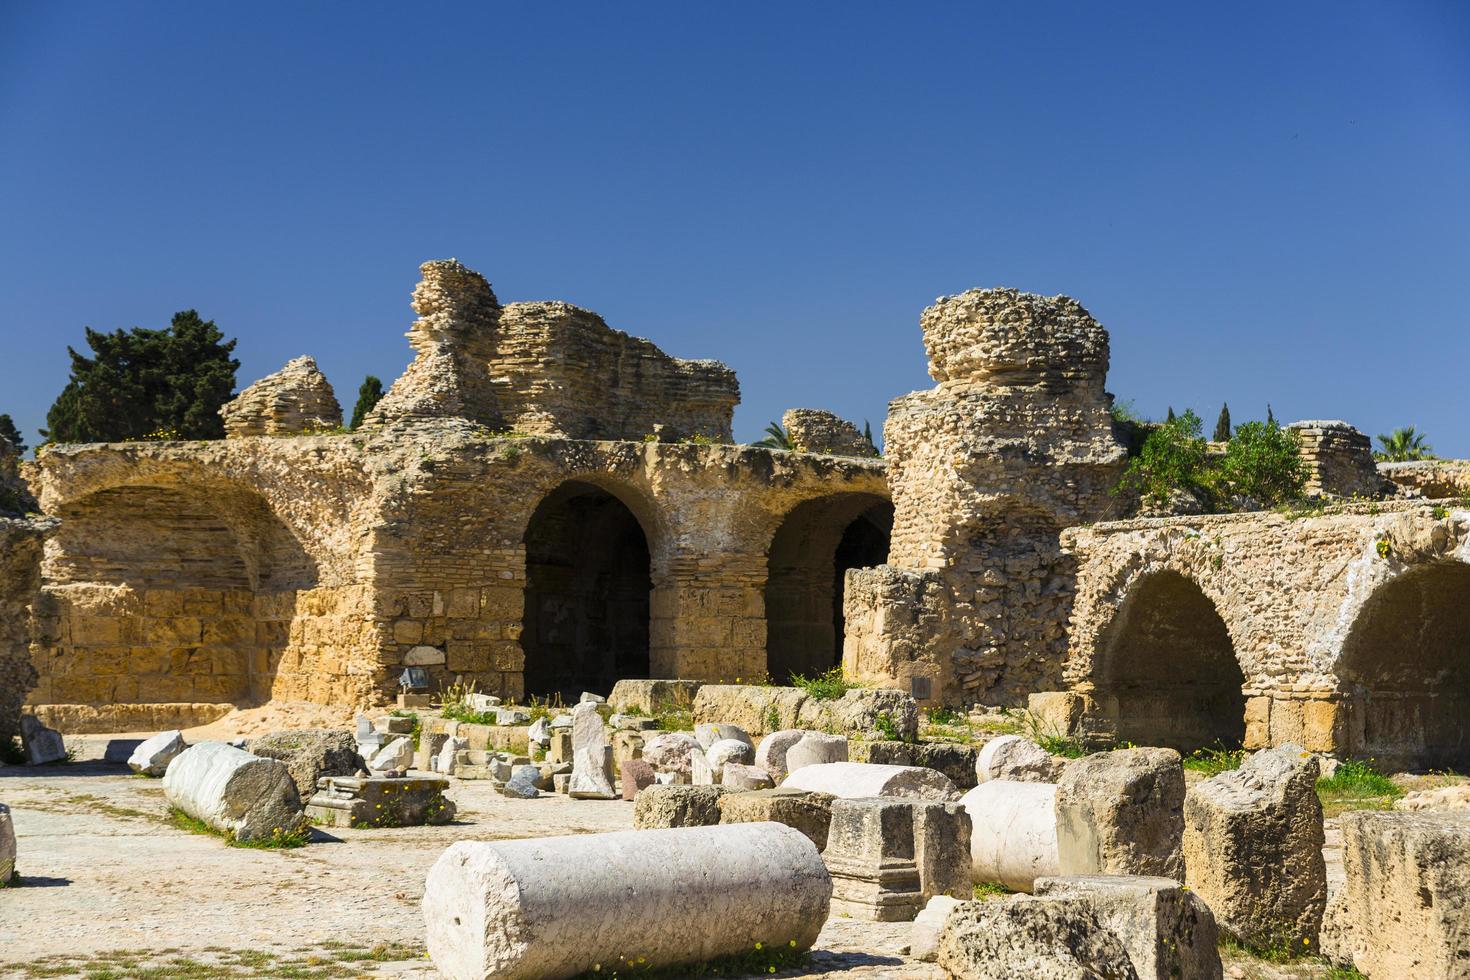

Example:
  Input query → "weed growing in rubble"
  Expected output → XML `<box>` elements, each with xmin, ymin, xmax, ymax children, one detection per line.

<box><xmin>1182</xmin><ymin>746</ymin><xmax>1246</xmax><ymax>776</ymax></box>
<box><xmin>789</xmin><ymin>666</ymin><xmax>851</xmax><ymax>701</ymax></box>
<box><xmin>167</xmin><ymin>808</ymin><xmax>308</xmax><ymax>849</ymax></box>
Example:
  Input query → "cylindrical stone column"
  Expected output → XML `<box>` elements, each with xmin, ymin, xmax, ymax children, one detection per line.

<box><xmin>961</xmin><ymin>780</ymin><xmax>1060</xmax><ymax>892</ymax></box>
<box><xmin>423</xmin><ymin>822</ymin><xmax>832</xmax><ymax>980</ymax></box>
<box><xmin>161</xmin><ymin>741</ymin><xmax>305</xmax><ymax>842</ymax></box>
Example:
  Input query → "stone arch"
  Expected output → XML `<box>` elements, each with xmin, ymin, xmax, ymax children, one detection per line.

<box><xmin>1093</xmin><ymin>569</ymin><xmax>1247</xmax><ymax>751</ymax></box>
<box><xmin>765</xmin><ymin>492</ymin><xmax>893</xmax><ymax>683</ymax></box>
<box><xmin>1336</xmin><ymin>560</ymin><xmax>1470</xmax><ymax>770</ymax></box>
<box><xmin>520</xmin><ymin>479</ymin><xmax>654</xmax><ymax>701</ymax></box>
<box><xmin>35</xmin><ymin>480</ymin><xmax>318</xmax><ymax>715</ymax></box>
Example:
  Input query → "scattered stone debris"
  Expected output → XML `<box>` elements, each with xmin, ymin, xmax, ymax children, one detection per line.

<box><xmin>127</xmin><ymin>729</ymin><xmax>185</xmax><ymax>777</ymax></box>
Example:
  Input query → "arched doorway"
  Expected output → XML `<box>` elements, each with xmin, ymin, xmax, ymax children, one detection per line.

<box><xmin>766</xmin><ymin>493</ymin><xmax>892</xmax><ymax>683</ymax></box>
<box><xmin>1096</xmin><ymin>570</ymin><xmax>1246</xmax><ymax>751</ymax></box>
<box><xmin>1338</xmin><ymin>562</ymin><xmax>1470</xmax><ymax>771</ymax></box>
<box><xmin>521</xmin><ymin>481</ymin><xmax>652</xmax><ymax>701</ymax></box>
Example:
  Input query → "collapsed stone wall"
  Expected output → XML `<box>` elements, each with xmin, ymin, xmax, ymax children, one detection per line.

<box><xmin>1380</xmin><ymin>459</ymin><xmax>1470</xmax><ymax>499</ymax></box>
<box><xmin>843</xmin><ymin>288</ymin><xmax>1127</xmax><ymax>707</ymax></box>
<box><xmin>27</xmin><ymin>422</ymin><xmax>887</xmax><ymax>725</ymax></box>
<box><xmin>220</xmin><ymin>356</ymin><xmax>342</xmax><ymax>437</ymax></box>
<box><xmin>1056</xmin><ymin>500</ymin><xmax>1470</xmax><ymax>766</ymax></box>
<box><xmin>367</xmin><ymin>260</ymin><xmax>740</xmax><ymax>441</ymax></box>
<box><xmin>1285</xmin><ymin>421</ymin><xmax>1389</xmax><ymax>499</ymax></box>
<box><xmin>781</xmin><ymin>409</ymin><xmax>878</xmax><ymax>458</ymax></box>
<box><xmin>0</xmin><ymin>438</ymin><xmax>55</xmax><ymax>742</ymax></box>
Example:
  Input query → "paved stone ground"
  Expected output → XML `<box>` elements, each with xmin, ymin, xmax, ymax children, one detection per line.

<box><xmin>0</xmin><ymin>736</ymin><xmax>936</xmax><ymax>979</ymax></box>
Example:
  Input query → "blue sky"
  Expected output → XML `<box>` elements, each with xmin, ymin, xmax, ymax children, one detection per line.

<box><xmin>2</xmin><ymin>2</ymin><xmax>1466</xmax><ymax>455</ymax></box>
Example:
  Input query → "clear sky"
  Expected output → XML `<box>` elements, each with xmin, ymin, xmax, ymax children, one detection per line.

<box><xmin>2</xmin><ymin>2</ymin><xmax>1466</xmax><ymax>455</ymax></box>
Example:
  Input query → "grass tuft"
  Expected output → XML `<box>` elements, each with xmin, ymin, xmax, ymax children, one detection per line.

<box><xmin>166</xmin><ymin>808</ymin><xmax>308</xmax><ymax>849</ymax></box>
<box><xmin>789</xmin><ymin>666</ymin><xmax>852</xmax><ymax>702</ymax></box>
<box><xmin>1182</xmin><ymin>746</ymin><xmax>1246</xmax><ymax>777</ymax></box>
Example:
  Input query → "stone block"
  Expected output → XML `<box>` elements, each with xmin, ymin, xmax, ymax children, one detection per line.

<box><xmin>607</xmin><ymin>678</ymin><xmax>703</xmax><ymax>714</ymax></box>
<box><xmin>784</xmin><ymin>732</ymin><xmax>849</xmax><ymax>774</ymax></box>
<box><xmin>718</xmin><ymin>787</ymin><xmax>834</xmax><ymax>850</ymax></box>
<box><xmin>422</xmin><ymin>824</ymin><xmax>830</xmax><ymax>980</ymax></box>
<box><xmin>163</xmin><ymin>742</ymin><xmax>306</xmax><ymax>842</ymax></box>
<box><xmin>19</xmin><ymin>714</ymin><xmax>65</xmax><ymax>765</ymax></box>
<box><xmin>976</xmin><ymin>734</ymin><xmax>1061</xmax><ymax>784</ymax></box>
<box><xmin>1055</xmin><ymin>748</ymin><xmax>1184</xmax><ymax>880</ymax></box>
<box><xmin>823</xmin><ymin>797</ymin><xmax>924</xmax><ymax>921</ymax></box>
<box><xmin>754</xmin><ymin>728</ymin><xmax>812</xmax><ymax>781</ymax></box>
<box><xmin>705</xmin><ymin>737</ymin><xmax>753</xmax><ymax>780</ymax></box>
<box><xmin>642</xmin><ymin>731</ymin><xmax>700</xmax><ymax>779</ymax></box>
<box><xmin>547</xmin><ymin>730</ymin><xmax>573</xmax><ymax>765</ymax></box>
<box><xmin>127</xmin><ymin>730</ymin><xmax>185</xmax><ymax>777</ymax></box>
<box><xmin>633</xmin><ymin>784</ymin><xmax>727</xmax><ymax>829</ymax></box>
<box><xmin>620</xmin><ymin>759</ymin><xmax>656</xmax><ymax>801</ymax></box>
<box><xmin>568</xmin><ymin>701</ymin><xmax>616</xmax><ymax>799</ymax></box>
<box><xmin>1183</xmin><ymin>745</ymin><xmax>1325</xmax><ymax>946</ymax></box>
<box><xmin>306</xmin><ymin>774</ymin><xmax>456</xmax><ymax>827</ymax></box>
<box><xmin>937</xmin><ymin>896</ymin><xmax>1139</xmax><ymax>980</ymax></box>
<box><xmin>912</xmin><ymin>800</ymin><xmax>972</xmax><ymax>903</ymax></box>
<box><xmin>1321</xmin><ymin>810</ymin><xmax>1470</xmax><ymax>977</ymax></box>
<box><xmin>695</xmin><ymin>723</ymin><xmax>753</xmax><ymax>751</ymax></box>
<box><xmin>910</xmin><ymin>895</ymin><xmax>963</xmax><ymax>963</ymax></box>
<box><xmin>720</xmin><ymin>762</ymin><xmax>775</xmax><ymax>791</ymax></box>
<box><xmin>1035</xmin><ymin>875</ymin><xmax>1223</xmax><ymax>980</ymax></box>
<box><xmin>610</xmin><ymin>729</ymin><xmax>645</xmax><ymax>769</ymax></box>
<box><xmin>849</xmin><ymin>739</ymin><xmax>978</xmax><ymax>789</ymax></box>
<box><xmin>782</xmin><ymin>761</ymin><xmax>960</xmax><ymax>801</ymax></box>
<box><xmin>0</xmin><ymin>803</ymin><xmax>14</xmax><ymax>883</ymax></box>
<box><xmin>368</xmin><ymin>736</ymin><xmax>414</xmax><ymax>773</ymax></box>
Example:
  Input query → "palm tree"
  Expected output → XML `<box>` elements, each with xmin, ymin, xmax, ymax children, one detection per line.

<box><xmin>1375</xmin><ymin>427</ymin><xmax>1434</xmax><ymax>462</ymax></box>
<box><xmin>753</xmin><ymin>421</ymin><xmax>794</xmax><ymax>450</ymax></box>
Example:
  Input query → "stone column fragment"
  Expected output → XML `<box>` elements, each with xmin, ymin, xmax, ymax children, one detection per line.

<box><xmin>422</xmin><ymin>823</ymin><xmax>831</xmax><ymax>980</ymax></box>
<box><xmin>162</xmin><ymin>741</ymin><xmax>306</xmax><ymax>842</ymax></box>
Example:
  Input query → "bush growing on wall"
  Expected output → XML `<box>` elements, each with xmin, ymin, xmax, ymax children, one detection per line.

<box><xmin>1115</xmin><ymin>409</ymin><xmax>1210</xmax><ymax>508</ymax></box>
<box><xmin>1216</xmin><ymin>420</ymin><xmax>1309</xmax><ymax>506</ymax></box>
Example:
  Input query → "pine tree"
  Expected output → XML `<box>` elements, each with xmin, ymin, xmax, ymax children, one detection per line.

<box><xmin>1213</xmin><ymin>403</ymin><xmax>1232</xmax><ymax>442</ymax></box>
<box><xmin>42</xmin><ymin>311</ymin><xmax>239</xmax><ymax>443</ymax></box>
<box><xmin>350</xmin><ymin>375</ymin><xmax>385</xmax><ymax>429</ymax></box>
<box><xmin>0</xmin><ymin>414</ymin><xmax>25</xmax><ymax>454</ymax></box>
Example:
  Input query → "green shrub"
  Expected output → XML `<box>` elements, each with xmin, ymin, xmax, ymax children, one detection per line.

<box><xmin>1318</xmin><ymin>759</ymin><xmax>1401</xmax><ymax>797</ymax></box>
<box><xmin>1114</xmin><ymin>409</ymin><xmax>1211</xmax><ymax>507</ymax></box>
<box><xmin>1182</xmin><ymin>745</ymin><xmax>1245</xmax><ymax>776</ymax></box>
<box><xmin>872</xmin><ymin>711</ymin><xmax>901</xmax><ymax>741</ymax></box>
<box><xmin>790</xmin><ymin>666</ymin><xmax>852</xmax><ymax>701</ymax></box>
<box><xmin>1216</xmin><ymin>420</ymin><xmax>1309</xmax><ymax>506</ymax></box>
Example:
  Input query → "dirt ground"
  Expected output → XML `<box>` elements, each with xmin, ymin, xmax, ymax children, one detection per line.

<box><xmin>1</xmin><ymin>735</ymin><xmax>935</xmax><ymax>980</ymax></box>
<box><xmin>1</xmin><ymin>728</ymin><xmax>1358</xmax><ymax>980</ymax></box>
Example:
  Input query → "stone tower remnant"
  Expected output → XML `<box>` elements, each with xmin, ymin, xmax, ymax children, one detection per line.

<box><xmin>842</xmin><ymin>288</ymin><xmax>1127</xmax><ymax>706</ymax></box>
<box><xmin>220</xmin><ymin>355</ymin><xmax>342</xmax><ymax>437</ymax></box>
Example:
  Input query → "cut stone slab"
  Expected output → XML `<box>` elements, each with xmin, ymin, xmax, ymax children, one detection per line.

<box><xmin>1035</xmin><ymin>875</ymin><xmax>1223</xmax><ymax>980</ymax></box>
<box><xmin>607</xmin><ymin>678</ymin><xmax>703</xmax><ymax>714</ymax></box>
<box><xmin>306</xmin><ymin>774</ymin><xmax>456</xmax><ymax>828</ymax></box>
<box><xmin>1183</xmin><ymin>745</ymin><xmax>1325</xmax><ymax>947</ymax></box>
<box><xmin>937</xmin><ymin>895</ymin><xmax>1141</xmax><ymax>980</ymax></box>
<box><xmin>962</xmin><ymin>780</ymin><xmax>1061</xmax><ymax>893</ymax></box>
<box><xmin>851</xmin><ymin>739</ymin><xmax>979</xmax><ymax>790</ymax></box>
<box><xmin>1321</xmin><ymin>809</ymin><xmax>1470</xmax><ymax>978</ymax></box>
<box><xmin>423</xmin><ymin>823</ymin><xmax>831</xmax><ymax>980</ymax></box>
<box><xmin>249</xmin><ymin>729</ymin><xmax>363</xmax><ymax>799</ymax></box>
<box><xmin>0</xmin><ymin>802</ymin><xmax>14</xmax><ymax>883</ymax></box>
<box><xmin>641</xmin><ymin>731</ymin><xmax>700</xmax><ymax>779</ymax></box>
<box><xmin>568</xmin><ymin>701</ymin><xmax>616</xmax><ymax>799</ymax></box>
<box><xmin>717</xmin><ymin>787</ymin><xmax>834</xmax><ymax>850</ymax></box>
<box><xmin>784</xmin><ymin>732</ymin><xmax>849</xmax><ymax>775</ymax></box>
<box><xmin>1055</xmin><ymin>747</ymin><xmax>1184</xmax><ymax>880</ymax></box>
<box><xmin>368</xmin><ymin>736</ymin><xmax>414</xmax><ymax>773</ymax></box>
<box><xmin>720</xmin><ymin>762</ymin><xmax>775</xmax><ymax>791</ymax></box>
<box><xmin>579</xmin><ymin>691</ymin><xmax>606</xmax><ymax>704</ymax></box>
<box><xmin>821</xmin><ymin>797</ymin><xmax>925</xmax><ymax>921</ymax></box>
<box><xmin>19</xmin><ymin>714</ymin><xmax>65</xmax><ymax>765</ymax></box>
<box><xmin>976</xmin><ymin>734</ymin><xmax>1061</xmax><ymax>784</ymax></box>
<box><xmin>782</xmin><ymin>761</ymin><xmax>960</xmax><ymax>801</ymax></box>
<box><xmin>620</xmin><ymin>759</ymin><xmax>656</xmax><ymax>801</ymax></box>
<box><xmin>163</xmin><ymin>741</ymin><xmax>306</xmax><ymax>842</ymax></box>
<box><xmin>633</xmin><ymin>784</ymin><xmax>727</xmax><ymax>829</ymax></box>
<box><xmin>127</xmin><ymin>730</ymin><xmax>185</xmax><ymax>777</ymax></box>
<box><xmin>910</xmin><ymin>895</ymin><xmax>963</xmax><ymax>963</ymax></box>
<box><xmin>912</xmin><ymin>799</ymin><xmax>973</xmax><ymax>904</ymax></box>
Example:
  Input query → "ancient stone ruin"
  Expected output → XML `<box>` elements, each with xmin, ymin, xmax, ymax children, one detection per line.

<box><xmin>4</xmin><ymin>258</ymin><xmax>1469</xmax><ymax>977</ymax></box>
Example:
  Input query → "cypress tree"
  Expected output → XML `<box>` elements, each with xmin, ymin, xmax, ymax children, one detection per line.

<box><xmin>1166</xmin><ymin>406</ymin><xmax>1176</xmax><ymax>423</ymax></box>
<box><xmin>1213</xmin><ymin>403</ymin><xmax>1232</xmax><ymax>442</ymax></box>
<box><xmin>350</xmin><ymin>375</ymin><xmax>385</xmax><ymax>429</ymax></box>
<box><xmin>1266</xmin><ymin>403</ymin><xmax>1276</xmax><ymax>426</ymax></box>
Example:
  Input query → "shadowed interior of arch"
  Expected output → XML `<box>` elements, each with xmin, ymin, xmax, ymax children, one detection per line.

<box><xmin>1338</xmin><ymin>561</ymin><xmax>1470</xmax><ymax>772</ymax></box>
<box><xmin>1097</xmin><ymin>569</ymin><xmax>1247</xmax><ymax>752</ymax></box>
<box><xmin>521</xmin><ymin>480</ymin><xmax>651</xmax><ymax>702</ymax></box>
<box><xmin>765</xmin><ymin>493</ymin><xmax>893</xmax><ymax>684</ymax></box>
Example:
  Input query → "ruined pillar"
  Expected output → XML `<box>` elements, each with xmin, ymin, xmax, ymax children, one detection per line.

<box><xmin>1285</xmin><ymin>420</ymin><xmax>1387</xmax><ymax>499</ymax></box>
<box><xmin>843</xmin><ymin>289</ymin><xmax>1127</xmax><ymax>706</ymax></box>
